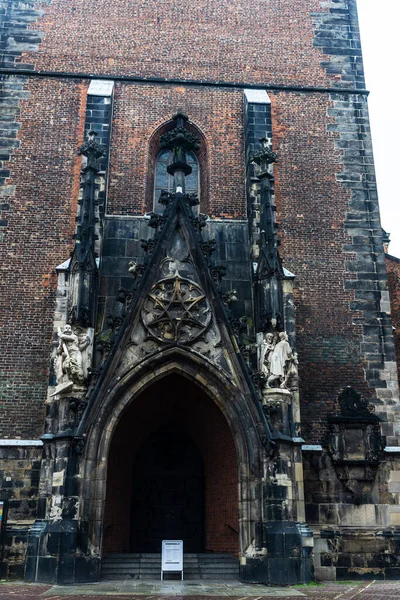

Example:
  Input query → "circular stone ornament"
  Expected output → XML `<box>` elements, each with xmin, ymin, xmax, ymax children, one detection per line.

<box><xmin>141</xmin><ymin>274</ymin><xmax>211</xmax><ymax>344</ymax></box>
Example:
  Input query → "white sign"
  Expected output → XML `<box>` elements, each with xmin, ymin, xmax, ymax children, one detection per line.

<box><xmin>161</xmin><ymin>540</ymin><xmax>183</xmax><ymax>580</ymax></box>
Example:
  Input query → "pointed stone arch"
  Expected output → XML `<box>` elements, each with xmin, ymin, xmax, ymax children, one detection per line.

<box><xmin>79</xmin><ymin>349</ymin><xmax>264</xmax><ymax>562</ymax></box>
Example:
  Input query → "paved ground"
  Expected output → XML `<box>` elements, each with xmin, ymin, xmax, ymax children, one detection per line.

<box><xmin>0</xmin><ymin>580</ymin><xmax>400</xmax><ymax>600</ymax></box>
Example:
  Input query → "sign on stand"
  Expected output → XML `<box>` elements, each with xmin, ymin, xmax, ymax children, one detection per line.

<box><xmin>161</xmin><ymin>540</ymin><xmax>183</xmax><ymax>580</ymax></box>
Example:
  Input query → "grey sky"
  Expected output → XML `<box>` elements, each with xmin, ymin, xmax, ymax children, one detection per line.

<box><xmin>357</xmin><ymin>0</ymin><xmax>400</xmax><ymax>257</ymax></box>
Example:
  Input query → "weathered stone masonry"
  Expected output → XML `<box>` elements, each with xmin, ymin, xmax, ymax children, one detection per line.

<box><xmin>0</xmin><ymin>442</ymin><xmax>42</xmax><ymax>578</ymax></box>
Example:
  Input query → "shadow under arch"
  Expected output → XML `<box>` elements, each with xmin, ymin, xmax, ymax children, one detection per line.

<box><xmin>79</xmin><ymin>348</ymin><xmax>264</xmax><ymax>560</ymax></box>
<box><xmin>145</xmin><ymin>116</ymin><xmax>209</xmax><ymax>213</ymax></box>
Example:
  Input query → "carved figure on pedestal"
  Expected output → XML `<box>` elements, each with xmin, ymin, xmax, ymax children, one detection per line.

<box><xmin>49</xmin><ymin>502</ymin><xmax>62</xmax><ymax>522</ymax></box>
<box><xmin>267</xmin><ymin>332</ymin><xmax>297</xmax><ymax>389</ymax></box>
<box><xmin>285</xmin><ymin>351</ymin><xmax>299</xmax><ymax>388</ymax></box>
<box><xmin>259</xmin><ymin>332</ymin><xmax>275</xmax><ymax>376</ymax></box>
<box><xmin>54</xmin><ymin>325</ymin><xmax>90</xmax><ymax>394</ymax></box>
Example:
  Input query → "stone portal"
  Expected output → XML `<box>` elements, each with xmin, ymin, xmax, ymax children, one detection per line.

<box><xmin>103</xmin><ymin>375</ymin><xmax>239</xmax><ymax>557</ymax></box>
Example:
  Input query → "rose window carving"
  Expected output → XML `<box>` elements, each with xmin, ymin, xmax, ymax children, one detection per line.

<box><xmin>141</xmin><ymin>274</ymin><xmax>211</xmax><ymax>344</ymax></box>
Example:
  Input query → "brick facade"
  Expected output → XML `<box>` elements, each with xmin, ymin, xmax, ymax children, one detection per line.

<box><xmin>0</xmin><ymin>0</ymin><xmax>399</xmax><ymax>584</ymax></box>
<box><xmin>1</xmin><ymin>86</ymin><xmax>388</xmax><ymax>439</ymax></box>
<box><xmin>0</xmin><ymin>78</ymin><xmax>87</xmax><ymax>438</ymax></box>
<box><xmin>107</xmin><ymin>84</ymin><xmax>246</xmax><ymax>217</ymax></box>
<box><xmin>27</xmin><ymin>0</ymin><xmax>335</xmax><ymax>88</ymax></box>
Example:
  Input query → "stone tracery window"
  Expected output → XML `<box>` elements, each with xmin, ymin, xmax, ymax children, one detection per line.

<box><xmin>154</xmin><ymin>149</ymin><xmax>199</xmax><ymax>212</ymax></box>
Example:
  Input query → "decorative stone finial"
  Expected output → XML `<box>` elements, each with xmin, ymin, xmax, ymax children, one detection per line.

<box><xmin>250</xmin><ymin>137</ymin><xmax>278</xmax><ymax>168</ymax></box>
<box><xmin>67</xmin><ymin>130</ymin><xmax>103</xmax><ymax>327</ymax></box>
<box><xmin>159</xmin><ymin>113</ymin><xmax>200</xmax><ymax>154</ymax></box>
<box><xmin>159</xmin><ymin>112</ymin><xmax>201</xmax><ymax>193</ymax></box>
<box><xmin>78</xmin><ymin>130</ymin><xmax>105</xmax><ymax>169</ymax></box>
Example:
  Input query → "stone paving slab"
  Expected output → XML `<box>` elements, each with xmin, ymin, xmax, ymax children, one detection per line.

<box><xmin>1</xmin><ymin>580</ymin><xmax>400</xmax><ymax>600</ymax></box>
<box><xmin>41</xmin><ymin>580</ymin><xmax>305</xmax><ymax>597</ymax></box>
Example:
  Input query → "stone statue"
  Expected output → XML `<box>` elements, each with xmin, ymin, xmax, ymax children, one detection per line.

<box><xmin>259</xmin><ymin>332</ymin><xmax>275</xmax><ymax>375</ymax></box>
<box><xmin>285</xmin><ymin>351</ymin><xmax>298</xmax><ymax>388</ymax></box>
<box><xmin>55</xmin><ymin>325</ymin><xmax>90</xmax><ymax>390</ymax></box>
<box><xmin>267</xmin><ymin>331</ymin><xmax>296</xmax><ymax>389</ymax></box>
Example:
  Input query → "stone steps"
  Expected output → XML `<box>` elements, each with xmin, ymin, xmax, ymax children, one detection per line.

<box><xmin>102</xmin><ymin>553</ymin><xmax>239</xmax><ymax>580</ymax></box>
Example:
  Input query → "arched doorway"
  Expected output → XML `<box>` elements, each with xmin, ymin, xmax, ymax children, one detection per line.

<box><xmin>103</xmin><ymin>374</ymin><xmax>239</xmax><ymax>556</ymax></box>
<box><xmin>130</xmin><ymin>425</ymin><xmax>204</xmax><ymax>552</ymax></box>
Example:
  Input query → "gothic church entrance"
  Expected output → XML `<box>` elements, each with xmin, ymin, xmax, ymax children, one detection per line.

<box><xmin>103</xmin><ymin>374</ymin><xmax>239</xmax><ymax>556</ymax></box>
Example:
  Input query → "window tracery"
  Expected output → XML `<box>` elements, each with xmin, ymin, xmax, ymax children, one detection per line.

<box><xmin>154</xmin><ymin>149</ymin><xmax>199</xmax><ymax>212</ymax></box>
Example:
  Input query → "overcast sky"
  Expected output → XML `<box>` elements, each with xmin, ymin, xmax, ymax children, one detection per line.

<box><xmin>357</xmin><ymin>0</ymin><xmax>400</xmax><ymax>257</ymax></box>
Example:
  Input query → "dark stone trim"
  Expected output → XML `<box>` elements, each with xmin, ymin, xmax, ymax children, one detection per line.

<box><xmin>82</xmin><ymin>93</ymin><xmax>113</xmax><ymax>220</ymax></box>
<box><xmin>0</xmin><ymin>68</ymin><xmax>369</xmax><ymax>95</ymax></box>
<box><xmin>0</xmin><ymin>0</ymin><xmax>48</xmax><ymax>241</ymax></box>
<box><xmin>310</xmin><ymin>2</ymin><xmax>397</xmax><ymax>417</ymax></box>
<box><xmin>84</xmin><ymin>95</ymin><xmax>112</xmax><ymax>175</ymax></box>
<box><xmin>243</xmin><ymin>96</ymin><xmax>272</xmax><ymax>254</ymax></box>
<box><xmin>328</xmin><ymin>91</ymin><xmax>397</xmax><ymax>405</ymax></box>
<box><xmin>312</xmin><ymin>0</ymin><xmax>365</xmax><ymax>90</ymax></box>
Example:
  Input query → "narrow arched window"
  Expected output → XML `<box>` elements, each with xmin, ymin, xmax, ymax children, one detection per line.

<box><xmin>154</xmin><ymin>149</ymin><xmax>199</xmax><ymax>212</ymax></box>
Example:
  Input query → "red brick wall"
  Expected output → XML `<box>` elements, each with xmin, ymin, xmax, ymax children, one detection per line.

<box><xmin>0</xmin><ymin>83</ymin><xmax>377</xmax><ymax>441</ymax></box>
<box><xmin>386</xmin><ymin>255</ymin><xmax>400</xmax><ymax>386</ymax></box>
<box><xmin>0</xmin><ymin>79</ymin><xmax>245</xmax><ymax>437</ymax></box>
<box><xmin>0</xmin><ymin>78</ymin><xmax>87</xmax><ymax>437</ymax></box>
<box><xmin>103</xmin><ymin>375</ymin><xmax>239</xmax><ymax>555</ymax></box>
<box><xmin>271</xmin><ymin>91</ymin><xmax>373</xmax><ymax>442</ymax></box>
<box><xmin>0</xmin><ymin>82</ymin><xmax>381</xmax><ymax>442</ymax></box>
<box><xmin>0</xmin><ymin>0</ymin><xmax>383</xmax><ymax>448</ymax></box>
<box><xmin>27</xmin><ymin>0</ymin><xmax>330</xmax><ymax>87</ymax></box>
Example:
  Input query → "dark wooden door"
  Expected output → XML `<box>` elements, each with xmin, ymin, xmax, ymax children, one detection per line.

<box><xmin>130</xmin><ymin>426</ymin><xmax>204</xmax><ymax>552</ymax></box>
